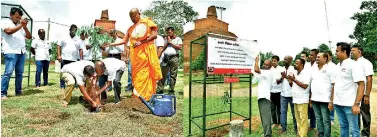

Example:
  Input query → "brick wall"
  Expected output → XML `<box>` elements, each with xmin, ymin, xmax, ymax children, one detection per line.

<box><xmin>94</xmin><ymin>19</ymin><xmax>116</xmax><ymax>31</ymax></box>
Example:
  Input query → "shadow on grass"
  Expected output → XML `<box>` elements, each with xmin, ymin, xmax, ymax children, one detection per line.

<box><xmin>47</xmin><ymin>82</ymin><xmax>56</xmax><ymax>86</ymax></box>
<box><xmin>22</xmin><ymin>89</ymin><xmax>44</xmax><ymax>96</ymax></box>
<box><xmin>68</xmin><ymin>96</ymin><xmax>88</xmax><ymax>106</ymax></box>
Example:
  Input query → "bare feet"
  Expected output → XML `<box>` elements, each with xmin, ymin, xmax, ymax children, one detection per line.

<box><xmin>271</xmin><ymin>124</ymin><xmax>277</xmax><ymax>129</ymax></box>
<box><xmin>1</xmin><ymin>96</ymin><xmax>8</xmax><ymax>100</ymax></box>
<box><xmin>62</xmin><ymin>103</ymin><xmax>68</xmax><ymax>107</ymax></box>
<box><xmin>278</xmin><ymin>125</ymin><xmax>282</xmax><ymax>129</ymax></box>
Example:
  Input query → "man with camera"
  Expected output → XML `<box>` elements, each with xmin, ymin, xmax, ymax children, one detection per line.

<box><xmin>157</xmin><ymin>27</ymin><xmax>182</xmax><ymax>95</ymax></box>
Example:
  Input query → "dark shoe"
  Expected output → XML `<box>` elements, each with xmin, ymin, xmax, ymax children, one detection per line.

<box><xmin>15</xmin><ymin>92</ymin><xmax>23</xmax><ymax>96</ymax></box>
<box><xmin>168</xmin><ymin>90</ymin><xmax>175</xmax><ymax>95</ymax></box>
<box><xmin>156</xmin><ymin>90</ymin><xmax>164</xmax><ymax>94</ymax></box>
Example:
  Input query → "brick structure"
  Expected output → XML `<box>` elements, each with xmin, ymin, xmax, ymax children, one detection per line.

<box><xmin>183</xmin><ymin>6</ymin><xmax>237</xmax><ymax>73</ymax></box>
<box><xmin>94</xmin><ymin>9</ymin><xmax>126</xmax><ymax>59</ymax></box>
<box><xmin>94</xmin><ymin>9</ymin><xmax>125</xmax><ymax>38</ymax></box>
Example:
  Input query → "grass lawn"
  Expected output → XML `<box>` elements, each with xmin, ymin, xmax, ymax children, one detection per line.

<box><xmin>1</xmin><ymin>64</ymin><xmax>184</xmax><ymax>136</ymax></box>
<box><xmin>184</xmin><ymin>96</ymin><xmax>342</xmax><ymax>137</ymax></box>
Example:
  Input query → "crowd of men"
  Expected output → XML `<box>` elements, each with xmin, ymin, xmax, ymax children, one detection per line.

<box><xmin>1</xmin><ymin>8</ymin><xmax>183</xmax><ymax>110</ymax></box>
<box><xmin>254</xmin><ymin>43</ymin><xmax>373</xmax><ymax>137</ymax></box>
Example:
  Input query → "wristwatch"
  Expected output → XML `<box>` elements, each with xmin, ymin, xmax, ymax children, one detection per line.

<box><xmin>354</xmin><ymin>102</ymin><xmax>361</xmax><ymax>106</ymax></box>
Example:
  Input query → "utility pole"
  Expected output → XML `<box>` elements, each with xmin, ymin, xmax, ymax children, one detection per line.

<box><xmin>47</xmin><ymin>18</ymin><xmax>50</xmax><ymax>41</ymax></box>
<box><xmin>323</xmin><ymin>0</ymin><xmax>331</xmax><ymax>51</ymax></box>
<box><xmin>216</xmin><ymin>6</ymin><xmax>226</xmax><ymax>35</ymax></box>
<box><xmin>34</xmin><ymin>19</ymin><xmax>69</xmax><ymax>41</ymax></box>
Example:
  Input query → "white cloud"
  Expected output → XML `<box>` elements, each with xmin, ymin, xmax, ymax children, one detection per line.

<box><xmin>2</xmin><ymin>0</ymin><xmax>153</xmax><ymax>42</ymax></box>
<box><xmin>1</xmin><ymin>0</ymin><xmax>364</xmax><ymax>59</ymax></box>
<box><xmin>184</xmin><ymin>0</ymin><xmax>362</xmax><ymax>58</ymax></box>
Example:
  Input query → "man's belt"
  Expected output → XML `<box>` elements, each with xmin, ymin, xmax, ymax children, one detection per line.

<box><xmin>108</xmin><ymin>53</ymin><xmax>121</xmax><ymax>59</ymax></box>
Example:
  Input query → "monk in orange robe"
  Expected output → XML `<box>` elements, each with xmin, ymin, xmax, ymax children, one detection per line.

<box><xmin>123</xmin><ymin>8</ymin><xmax>162</xmax><ymax>101</ymax></box>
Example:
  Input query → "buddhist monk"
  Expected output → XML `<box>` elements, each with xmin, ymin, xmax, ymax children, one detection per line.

<box><xmin>122</xmin><ymin>8</ymin><xmax>162</xmax><ymax>101</ymax></box>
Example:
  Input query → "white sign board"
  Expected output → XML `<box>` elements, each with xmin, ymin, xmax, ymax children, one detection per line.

<box><xmin>207</xmin><ymin>37</ymin><xmax>258</xmax><ymax>74</ymax></box>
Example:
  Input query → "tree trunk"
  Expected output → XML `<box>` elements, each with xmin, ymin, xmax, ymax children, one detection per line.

<box><xmin>229</xmin><ymin>120</ymin><xmax>244</xmax><ymax>137</ymax></box>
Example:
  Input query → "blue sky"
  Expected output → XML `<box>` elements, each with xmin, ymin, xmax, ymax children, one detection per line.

<box><xmin>1</xmin><ymin>0</ymin><xmax>363</xmax><ymax>58</ymax></box>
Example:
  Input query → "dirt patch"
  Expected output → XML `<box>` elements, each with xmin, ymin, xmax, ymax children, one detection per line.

<box><xmin>58</xmin><ymin>112</ymin><xmax>71</xmax><ymax>120</ymax></box>
<box><xmin>27</xmin><ymin>111</ymin><xmax>60</xmax><ymax>121</ymax></box>
<box><xmin>101</xmin><ymin>98</ymin><xmax>151</xmax><ymax>114</ymax></box>
<box><xmin>26</xmin><ymin>124</ymin><xmax>51</xmax><ymax>131</ymax></box>
<box><xmin>25</xmin><ymin>110</ymin><xmax>71</xmax><ymax>131</ymax></box>
<box><xmin>100</xmin><ymin>97</ymin><xmax>178</xmax><ymax>136</ymax></box>
<box><xmin>150</xmin><ymin>125</ymin><xmax>174</xmax><ymax>135</ymax></box>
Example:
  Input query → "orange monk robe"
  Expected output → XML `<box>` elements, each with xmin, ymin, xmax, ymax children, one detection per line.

<box><xmin>126</xmin><ymin>17</ymin><xmax>162</xmax><ymax>101</ymax></box>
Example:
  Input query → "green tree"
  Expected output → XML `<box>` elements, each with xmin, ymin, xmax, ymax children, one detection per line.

<box><xmin>191</xmin><ymin>49</ymin><xmax>205</xmax><ymax>71</ymax></box>
<box><xmin>142</xmin><ymin>0</ymin><xmax>198</xmax><ymax>36</ymax></box>
<box><xmin>259</xmin><ymin>51</ymin><xmax>273</xmax><ymax>68</ymax></box>
<box><xmin>294</xmin><ymin>47</ymin><xmax>310</xmax><ymax>63</ymax></box>
<box><xmin>50</xmin><ymin>41</ymin><xmax>59</xmax><ymax>61</ymax></box>
<box><xmin>77</xmin><ymin>25</ymin><xmax>113</xmax><ymax>60</ymax></box>
<box><xmin>318</xmin><ymin>43</ymin><xmax>330</xmax><ymax>52</ymax></box>
<box><xmin>143</xmin><ymin>0</ymin><xmax>199</xmax><ymax>69</ymax></box>
<box><xmin>349</xmin><ymin>0</ymin><xmax>377</xmax><ymax>69</ymax></box>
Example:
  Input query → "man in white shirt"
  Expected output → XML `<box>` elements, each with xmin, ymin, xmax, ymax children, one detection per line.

<box><xmin>326</xmin><ymin>51</ymin><xmax>338</xmax><ymax>125</ymax></box>
<box><xmin>31</xmin><ymin>29</ymin><xmax>51</xmax><ymax>87</ymax></box>
<box><xmin>60</xmin><ymin>60</ymin><xmax>98</xmax><ymax>109</ymax></box>
<box><xmin>156</xmin><ymin>27</ymin><xmax>182</xmax><ymax>95</ymax></box>
<box><xmin>311</xmin><ymin>53</ymin><xmax>336</xmax><ymax>137</ymax></box>
<box><xmin>303</xmin><ymin>49</ymin><xmax>319</xmax><ymax>130</ymax></box>
<box><xmin>105</xmin><ymin>30</ymin><xmax>124</xmax><ymax>60</ymax></box>
<box><xmin>1</xmin><ymin>7</ymin><xmax>32</xmax><ymax>99</ymax></box>
<box><xmin>253</xmin><ymin>56</ymin><xmax>273</xmax><ymax>137</ymax></box>
<box><xmin>351</xmin><ymin>45</ymin><xmax>374</xmax><ymax>137</ymax></box>
<box><xmin>288</xmin><ymin>58</ymin><xmax>311</xmax><ymax>137</ymax></box>
<box><xmin>300</xmin><ymin>51</ymin><xmax>311</xmax><ymax>71</ymax></box>
<box><xmin>270</xmin><ymin>55</ymin><xmax>284</xmax><ymax>128</ymax></box>
<box><xmin>95</xmin><ymin>58</ymin><xmax>126</xmax><ymax>104</ymax></box>
<box><xmin>279</xmin><ymin>56</ymin><xmax>298</xmax><ymax>134</ymax></box>
<box><xmin>331</xmin><ymin>42</ymin><xmax>365</xmax><ymax>137</ymax></box>
<box><xmin>57</xmin><ymin>24</ymin><xmax>83</xmax><ymax>89</ymax></box>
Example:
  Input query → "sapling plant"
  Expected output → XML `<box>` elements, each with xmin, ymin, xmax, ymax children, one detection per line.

<box><xmin>76</xmin><ymin>25</ymin><xmax>115</xmax><ymax>61</ymax></box>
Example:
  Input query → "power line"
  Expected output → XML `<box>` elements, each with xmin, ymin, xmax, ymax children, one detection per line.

<box><xmin>33</xmin><ymin>18</ymin><xmax>70</xmax><ymax>40</ymax></box>
<box><xmin>33</xmin><ymin>20</ymin><xmax>70</xmax><ymax>27</ymax></box>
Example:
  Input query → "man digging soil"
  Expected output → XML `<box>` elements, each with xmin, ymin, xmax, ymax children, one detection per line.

<box><xmin>60</xmin><ymin>60</ymin><xmax>99</xmax><ymax>111</ymax></box>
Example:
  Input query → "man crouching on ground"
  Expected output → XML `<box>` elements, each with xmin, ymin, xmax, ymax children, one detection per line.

<box><xmin>61</xmin><ymin>60</ymin><xmax>99</xmax><ymax>110</ymax></box>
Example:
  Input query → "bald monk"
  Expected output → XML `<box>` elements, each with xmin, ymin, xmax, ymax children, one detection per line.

<box><xmin>127</xmin><ymin>8</ymin><xmax>162</xmax><ymax>101</ymax></box>
<box><xmin>103</xmin><ymin>9</ymin><xmax>162</xmax><ymax>101</ymax></box>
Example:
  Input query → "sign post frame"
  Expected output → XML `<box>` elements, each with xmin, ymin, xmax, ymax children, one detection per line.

<box><xmin>188</xmin><ymin>33</ymin><xmax>253</xmax><ymax>136</ymax></box>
